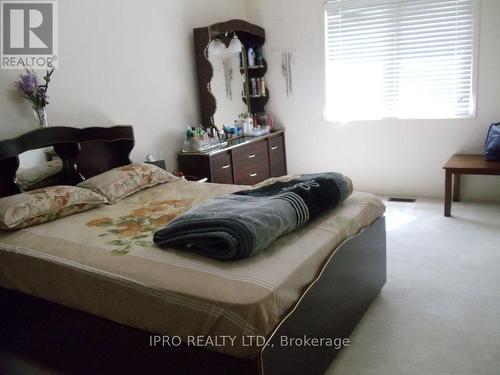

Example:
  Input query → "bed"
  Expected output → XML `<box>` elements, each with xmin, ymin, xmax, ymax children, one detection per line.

<box><xmin>0</xmin><ymin>126</ymin><xmax>386</xmax><ymax>375</ymax></box>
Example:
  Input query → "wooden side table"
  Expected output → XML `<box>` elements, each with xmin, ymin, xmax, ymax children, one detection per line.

<box><xmin>443</xmin><ymin>154</ymin><xmax>500</xmax><ymax>217</ymax></box>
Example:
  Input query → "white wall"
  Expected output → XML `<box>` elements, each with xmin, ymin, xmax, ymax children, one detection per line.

<box><xmin>0</xmin><ymin>0</ymin><xmax>247</xmax><ymax>169</ymax></box>
<box><xmin>246</xmin><ymin>0</ymin><xmax>500</xmax><ymax>200</ymax></box>
<box><xmin>2</xmin><ymin>0</ymin><xmax>499</xmax><ymax>201</ymax></box>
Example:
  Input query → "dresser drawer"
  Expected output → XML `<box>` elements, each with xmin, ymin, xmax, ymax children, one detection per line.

<box><xmin>210</xmin><ymin>152</ymin><xmax>234</xmax><ymax>184</ymax></box>
<box><xmin>177</xmin><ymin>154</ymin><xmax>211</xmax><ymax>181</ymax></box>
<box><xmin>268</xmin><ymin>134</ymin><xmax>287</xmax><ymax>177</ymax></box>
<box><xmin>177</xmin><ymin>132</ymin><xmax>286</xmax><ymax>186</ymax></box>
<box><xmin>232</xmin><ymin>140</ymin><xmax>270</xmax><ymax>185</ymax></box>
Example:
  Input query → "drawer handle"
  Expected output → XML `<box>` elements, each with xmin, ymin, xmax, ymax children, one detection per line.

<box><xmin>248</xmin><ymin>154</ymin><xmax>256</xmax><ymax>159</ymax></box>
<box><xmin>250</xmin><ymin>173</ymin><xmax>258</xmax><ymax>177</ymax></box>
<box><xmin>221</xmin><ymin>164</ymin><xmax>231</xmax><ymax>169</ymax></box>
<box><xmin>271</xmin><ymin>146</ymin><xmax>278</xmax><ymax>150</ymax></box>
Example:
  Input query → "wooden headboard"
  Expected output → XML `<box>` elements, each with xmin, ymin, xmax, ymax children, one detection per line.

<box><xmin>0</xmin><ymin>126</ymin><xmax>135</xmax><ymax>198</ymax></box>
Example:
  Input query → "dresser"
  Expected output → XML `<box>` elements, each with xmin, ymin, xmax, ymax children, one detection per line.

<box><xmin>177</xmin><ymin>130</ymin><xmax>287</xmax><ymax>185</ymax></box>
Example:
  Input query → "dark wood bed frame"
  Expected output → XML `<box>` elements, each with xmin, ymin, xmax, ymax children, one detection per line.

<box><xmin>0</xmin><ymin>126</ymin><xmax>386</xmax><ymax>375</ymax></box>
<box><xmin>0</xmin><ymin>126</ymin><xmax>135</xmax><ymax>198</ymax></box>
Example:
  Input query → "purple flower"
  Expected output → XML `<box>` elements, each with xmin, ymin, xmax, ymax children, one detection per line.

<box><xmin>16</xmin><ymin>71</ymin><xmax>38</xmax><ymax>94</ymax></box>
<box><xmin>14</xmin><ymin>68</ymin><xmax>54</xmax><ymax>110</ymax></box>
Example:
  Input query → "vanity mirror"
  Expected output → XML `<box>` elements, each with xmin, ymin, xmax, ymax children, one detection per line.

<box><xmin>207</xmin><ymin>36</ymin><xmax>248</xmax><ymax>128</ymax></box>
<box><xmin>194</xmin><ymin>19</ymin><xmax>269</xmax><ymax>132</ymax></box>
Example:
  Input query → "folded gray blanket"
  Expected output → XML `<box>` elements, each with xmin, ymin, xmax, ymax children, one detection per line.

<box><xmin>153</xmin><ymin>173</ymin><xmax>352</xmax><ymax>260</ymax></box>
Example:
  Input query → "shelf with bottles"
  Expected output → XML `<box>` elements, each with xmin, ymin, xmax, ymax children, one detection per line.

<box><xmin>239</xmin><ymin>45</ymin><xmax>266</xmax><ymax>74</ymax></box>
<box><xmin>243</xmin><ymin>88</ymin><xmax>268</xmax><ymax>99</ymax></box>
<box><xmin>240</xmin><ymin>62</ymin><xmax>267</xmax><ymax>76</ymax></box>
<box><xmin>243</xmin><ymin>77</ymin><xmax>267</xmax><ymax>99</ymax></box>
<box><xmin>243</xmin><ymin>87</ymin><xmax>269</xmax><ymax>113</ymax></box>
<box><xmin>248</xmin><ymin>64</ymin><xmax>265</xmax><ymax>70</ymax></box>
<box><xmin>240</xmin><ymin>64</ymin><xmax>265</xmax><ymax>71</ymax></box>
<box><xmin>249</xmin><ymin>89</ymin><xmax>269</xmax><ymax>100</ymax></box>
<box><xmin>247</xmin><ymin>94</ymin><xmax>267</xmax><ymax>99</ymax></box>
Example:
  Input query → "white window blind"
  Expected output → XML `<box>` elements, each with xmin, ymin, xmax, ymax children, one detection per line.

<box><xmin>325</xmin><ymin>0</ymin><xmax>477</xmax><ymax>121</ymax></box>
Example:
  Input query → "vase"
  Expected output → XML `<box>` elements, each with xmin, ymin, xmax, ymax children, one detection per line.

<box><xmin>33</xmin><ymin>107</ymin><xmax>49</xmax><ymax>128</ymax></box>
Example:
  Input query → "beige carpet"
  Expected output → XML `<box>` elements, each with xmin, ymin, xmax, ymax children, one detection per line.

<box><xmin>326</xmin><ymin>198</ymin><xmax>500</xmax><ymax>375</ymax></box>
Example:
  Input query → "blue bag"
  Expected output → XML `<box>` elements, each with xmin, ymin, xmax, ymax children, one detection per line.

<box><xmin>485</xmin><ymin>123</ymin><xmax>500</xmax><ymax>161</ymax></box>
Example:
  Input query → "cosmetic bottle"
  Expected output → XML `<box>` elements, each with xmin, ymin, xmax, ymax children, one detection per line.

<box><xmin>247</xmin><ymin>46</ymin><xmax>255</xmax><ymax>68</ymax></box>
<box><xmin>260</xmin><ymin>78</ymin><xmax>266</xmax><ymax>96</ymax></box>
<box><xmin>251</xmin><ymin>78</ymin><xmax>257</xmax><ymax>97</ymax></box>
<box><xmin>256</xmin><ymin>47</ymin><xmax>264</xmax><ymax>66</ymax></box>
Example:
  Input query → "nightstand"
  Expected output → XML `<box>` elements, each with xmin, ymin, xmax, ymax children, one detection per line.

<box><xmin>145</xmin><ymin>160</ymin><xmax>166</xmax><ymax>170</ymax></box>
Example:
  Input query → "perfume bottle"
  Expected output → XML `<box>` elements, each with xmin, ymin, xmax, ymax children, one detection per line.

<box><xmin>247</xmin><ymin>46</ymin><xmax>255</xmax><ymax>68</ymax></box>
<box><xmin>256</xmin><ymin>47</ymin><xmax>264</xmax><ymax>66</ymax></box>
<box><xmin>260</xmin><ymin>78</ymin><xmax>266</xmax><ymax>96</ymax></box>
<box><xmin>251</xmin><ymin>78</ymin><xmax>258</xmax><ymax>97</ymax></box>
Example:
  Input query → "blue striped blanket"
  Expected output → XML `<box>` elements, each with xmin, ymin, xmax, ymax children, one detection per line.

<box><xmin>153</xmin><ymin>173</ymin><xmax>352</xmax><ymax>260</ymax></box>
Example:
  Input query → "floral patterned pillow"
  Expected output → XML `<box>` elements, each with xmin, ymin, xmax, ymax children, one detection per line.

<box><xmin>0</xmin><ymin>186</ymin><xmax>107</xmax><ymax>230</ymax></box>
<box><xmin>77</xmin><ymin>163</ymin><xmax>179</xmax><ymax>204</ymax></box>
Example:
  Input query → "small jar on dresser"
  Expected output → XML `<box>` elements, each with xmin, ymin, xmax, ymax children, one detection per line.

<box><xmin>177</xmin><ymin>130</ymin><xmax>287</xmax><ymax>185</ymax></box>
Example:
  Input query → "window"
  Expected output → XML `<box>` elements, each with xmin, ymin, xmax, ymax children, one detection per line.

<box><xmin>324</xmin><ymin>0</ymin><xmax>478</xmax><ymax>121</ymax></box>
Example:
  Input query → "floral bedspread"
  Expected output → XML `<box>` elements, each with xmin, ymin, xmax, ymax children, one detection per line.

<box><xmin>0</xmin><ymin>180</ymin><xmax>385</xmax><ymax>359</ymax></box>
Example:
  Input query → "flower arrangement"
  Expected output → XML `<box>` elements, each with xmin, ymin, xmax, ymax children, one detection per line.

<box><xmin>15</xmin><ymin>67</ymin><xmax>55</xmax><ymax>128</ymax></box>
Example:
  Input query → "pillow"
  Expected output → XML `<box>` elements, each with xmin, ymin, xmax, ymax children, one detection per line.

<box><xmin>77</xmin><ymin>162</ymin><xmax>179</xmax><ymax>204</ymax></box>
<box><xmin>16</xmin><ymin>159</ymin><xmax>63</xmax><ymax>191</ymax></box>
<box><xmin>0</xmin><ymin>186</ymin><xmax>107</xmax><ymax>230</ymax></box>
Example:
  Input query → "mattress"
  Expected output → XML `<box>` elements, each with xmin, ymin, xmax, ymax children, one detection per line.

<box><xmin>0</xmin><ymin>180</ymin><xmax>385</xmax><ymax>359</ymax></box>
